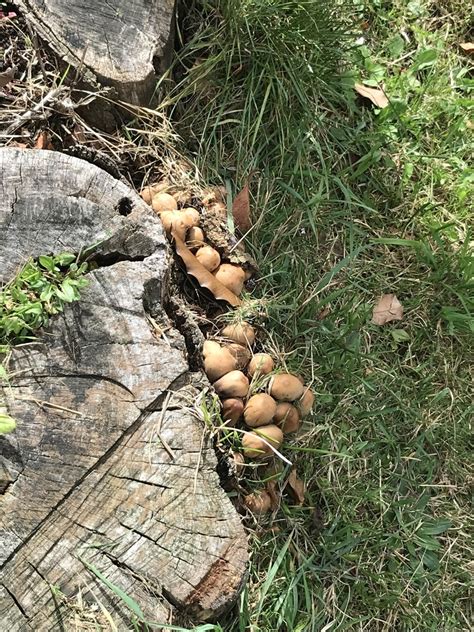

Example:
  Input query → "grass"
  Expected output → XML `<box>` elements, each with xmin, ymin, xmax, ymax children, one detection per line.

<box><xmin>1</xmin><ymin>1</ymin><xmax>472</xmax><ymax>629</ymax></box>
<box><xmin>163</xmin><ymin>0</ymin><xmax>473</xmax><ymax>630</ymax></box>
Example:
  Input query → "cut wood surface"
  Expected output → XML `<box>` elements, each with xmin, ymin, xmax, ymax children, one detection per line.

<box><xmin>0</xmin><ymin>149</ymin><xmax>248</xmax><ymax>630</ymax></box>
<box><xmin>16</xmin><ymin>0</ymin><xmax>175</xmax><ymax>107</ymax></box>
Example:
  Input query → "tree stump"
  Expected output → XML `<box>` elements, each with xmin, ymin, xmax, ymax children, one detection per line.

<box><xmin>16</xmin><ymin>0</ymin><xmax>175</xmax><ymax>107</ymax></box>
<box><xmin>0</xmin><ymin>148</ymin><xmax>248</xmax><ymax>630</ymax></box>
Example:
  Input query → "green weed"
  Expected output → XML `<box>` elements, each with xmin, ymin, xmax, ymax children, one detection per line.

<box><xmin>0</xmin><ymin>252</ymin><xmax>88</xmax><ymax>434</ymax></box>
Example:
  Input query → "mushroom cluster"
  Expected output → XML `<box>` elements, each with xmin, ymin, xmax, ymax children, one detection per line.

<box><xmin>140</xmin><ymin>180</ymin><xmax>314</xmax><ymax>516</ymax></box>
<box><xmin>203</xmin><ymin>321</ymin><xmax>314</xmax><ymax>499</ymax></box>
<box><xmin>140</xmin><ymin>183</ymin><xmax>248</xmax><ymax>297</ymax></box>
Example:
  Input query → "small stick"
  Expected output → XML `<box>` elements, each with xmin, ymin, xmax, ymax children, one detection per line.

<box><xmin>193</xmin><ymin>429</ymin><xmax>206</xmax><ymax>495</ymax></box>
<box><xmin>155</xmin><ymin>391</ymin><xmax>176</xmax><ymax>460</ymax></box>
<box><xmin>21</xmin><ymin>397</ymin><xmax>83</xmax><ymax>416</ymax></box>
<box><xmin>4</xmin><ymin>86</ymin><xmax>65</xmax><ymax>135</ymax></box>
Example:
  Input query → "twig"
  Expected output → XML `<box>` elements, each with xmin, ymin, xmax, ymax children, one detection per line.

<box><xmin>20</xmin><ymin>396</ymin><xmax>83</xmax><ymax>416</ymax></box>
<box><xmin>193</xmin><ymin>428</ymin><xmax>206</xmax><ymax>495</ymax></box>
<box><xmin>4</xmin><ymin>86</ymin><xmax>65</xmax><ymax>135</ymax></box>
<box><xmin>155</xmin><ymin>391</ymin><xmax>176</xmax><ymax>460</ymax></box>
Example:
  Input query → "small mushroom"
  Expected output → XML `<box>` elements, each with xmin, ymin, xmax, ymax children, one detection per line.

<box><xmin>248</xmin><ymin>353</ymin><xmax>274</xmax><ymax>377</ymax></box>
<box><xmin>159</xmin><ymin>211</ymin><xmax>187</xmax><ymax>240</ymax></box>
<box><xmin>221</xmin><ymin>322</ymin><xmax>256</xmax><ymax>346</ymax></box>
<box><xmin>231</xmin><ymin>451</ymin><xmax>246</xmax><ymax>475</ymax></box>
<box><xmin>225</xmin><ymin>343</ymin><xmax>251</xmax><ymax>370</ymax></box>
<box><xmin>244</xmin><ymin>393</ymin><xmax>277</xmax><ymax>428</ymax></box>
<box><xmin>186</xmin><ymin>226</ymin><xmax>205</xmax><ymax>250</ymax></box>
<box><xmin>208</xmin><ymin>201</ymin><xmax>227</xmax><ymax>217</ymax></box>
<box><xmin>214</xmin><ymin>264</ymin><xmax>246</xmax><ymax>295</ymax></box>
<box><xmin>202</xmin><ymin>340</ymin><xmax>237</xmax><ymax>382</ymax></box>
<box><xmin>221</xmin><ymin>398</ymin><xmax>244</xmax><ymax>426</ymax></box>
<box><xmin>151</xmin><ymin>192</ymin><xmax>178</xmax><ymax>213</ymax></box>
<box><xmin>140</xmin><ymin>182</ymin><xmax>168</xmax><ymax>204</ymax></box>
<box><xmin>213</xmin><ymin>370</ymin><xmax>249</xmax><ymax>398</ymax></box>
<box><xmin>298</xmin><ymin>387</ymin><xmax>315</xmax><ymax>417</ymax></box>
<box><xmin>172</xmin><ymin>190</ymin><xmax>192</xmax><ymax>205</ymax></box>
<box><xmin>244</xmin><ymin>490</ymin><xmax>272</xmax><ymax>514</ymax></box>
<box><xmin>274</xmin><ymin>402</ymin><xmax>301</xmax><ymax>434</ymax></box>
<box><xmin>242</xmin><ymin>425</ymin><xmax>283</xmax><ymax>458</ymax></box>
<box><xmin>269</xmin><ymin>373</ymin><xmax>304</xmax><ymax>401</ymax></box>
<box><xmin>195</xmin><ymin>245</ymin><xmax>221</xmax><ymax>272</ymax></box>
<box><xmin>181</xmin><ymin>207</ymin><xmax>200</xmax><ymax>228</ymax></box>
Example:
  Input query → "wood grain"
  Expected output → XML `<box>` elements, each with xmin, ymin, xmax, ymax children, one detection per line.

<box><xmin>16</xmin><ymin>0</ymin><xmax>175</xmax><ymax>107</ymax></box>
<box><xmin>0</xmin><ymin>149</ymin><xmax>247</xmax><ymax>629</ymax></box>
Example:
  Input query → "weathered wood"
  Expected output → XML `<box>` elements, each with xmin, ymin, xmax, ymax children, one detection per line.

<box><xmin>16</xmin><ymin>0</ymin><xmax>175</xmax><ymax>108</ymax></box>
<box><xmin>0</xmin><ymin>149</ymin><xmax>247</xmax><ymax>629</ymax></box>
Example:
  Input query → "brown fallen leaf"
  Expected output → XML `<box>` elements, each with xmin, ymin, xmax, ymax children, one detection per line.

<box><xmin>372</xmin><ymin>293</ymin><xmax>403</xmax><ymax>325</ymax></box>
<box><xmin>233</xmin><ymin>183</ymin><xmax>251</xmax><ymax>233</ymax></box>
<box><xmin>34</xmin><ymin>131</ymin><xmax>53</xmax><ymax>150</ymax></box>
<box><xmin>354</xmin><ymin>82</ymin><xmax>389</xmax><ymax>108</ymax></box>
<box><xmin>172</xmin><ymin>233</ymin><xmax>241</xmax><ymax>307</ymax></box>
<box><xmin>287</xmin><ymin>468</ymin><xmax>305</xmax><ymax>505</ymax></box>
<box><xmin>460</xmin><ymin>43</ymin><xmax>474</xmax><ymax>55</ymax></box>
<box><xmin>266</xmin><ymin>479</ymin><xmax>281</xmax><ymax>512</ymax></box>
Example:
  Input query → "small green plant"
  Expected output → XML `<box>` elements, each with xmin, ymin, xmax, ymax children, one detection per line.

<box><xmin>0</xmin><ymin>252</ymin><xmax>88</xmax><ymax>434</ymax></box>
<box><xmin>0</xmin><ymin>252</ymin><xmax>88</xmax><ymax>347</ymax></box>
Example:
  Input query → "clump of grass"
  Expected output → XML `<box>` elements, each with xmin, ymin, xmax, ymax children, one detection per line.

<box><xmin>163</xmin><ymin>0</ymin><xmax>473</xmax><ymax>630</ymax></box>
<box><xmin>167</xmin><ymin>0</ymin><xmax>354</xmax><ymax>175</ymax></box>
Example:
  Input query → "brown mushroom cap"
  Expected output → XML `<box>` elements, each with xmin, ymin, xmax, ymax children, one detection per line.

<box><xmin>224</xmin><ymin>343</ymin><xmax>251</xmax><ymax>370</ymax></box>
<box><xmin>181</xmin><ymin>207</ymin><xmax>200</xmax><ymax>228</ymax></box>
<box><xmin>151</xmin><ymin>192</ymin><xmax>178</xmax><ymax>213</ymax></box>
<box><xmin>208</xmin><ymin>201</ymin><xmax>227</xmax><ymax>217</ymax></box>
<box><xmin>242</xmin><ymin>425</ymin><xmax>283</xmax><ymax>458</ymax></box>
<box><xmin>221</xmin><ymin>322</ymin><xmax>256</xmax><ymax>346</ymax></box>
<box><xmin>244</xmin><ymin>490</ymin><xmax>272</xmax><ymax>514</ymax></box>
<box><xmin>172</xmin><ymin>190</ymin><xmax>192</xmax><ymax>205</ymax></box>
<box><xmin>244</xmin><ymin>393</ymin><xmax>277</xmax><ymax>428</ymax></box>
<box><xmin>269</xmin><ymin>373</ymin><xmax>305</xmax><ymax>401</ymax></box>
<box><xmin>213</xmin><ymin>370</ymin><xmax>249</xmax><ymax>398</ymax></box>
<box><xmin>140</xmin><ymin>182</ymin><xmax>168</xmax><ymax>204</ymax></box>
<box><xmin>159</xmin><ymin>211</ymin><xmax>187</xmax><ymax>240</ymax></box>
<box><xmin>186</xmin><ymin>226</ymin><xmax>205</xmax><ymax>250</ymax></box>
<box><xmin>248</xmin><ymin>353</ymin><xmax>274</xmax><ymax>377</ymax></box>
<box><xmin>231</xmin><ymin>451</ymin><xmax>246</xmax><ymax>475</ymax></box>
<box><xmin>298</xmin><ymin>387</ymin><xmax>315</xmax><ymax>417</ymax></box>
<box><xmin>196</xmin><ymin>245</ymin><xmax>221</xmax><ymax>272</ymax></box>
<box><xmin>221</xmin><ymin>398</ymin><xmax>244</xmax><ymax>426</ymax></box>
<box><xmin>202</xmin><ymin>340</ymin><xmax>237</xmax><ymax>382</ymax></box>
<box><xmin>214</xmin><ymin>264</ymin><xmax>246</xmax><ymax>295</ymax></box>
<box><xmin>274</xmin><ymin>402</ymin><xmax>301</xmax><ymax>434</ymax></box>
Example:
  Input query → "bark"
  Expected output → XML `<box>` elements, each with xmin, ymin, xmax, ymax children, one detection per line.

<box><xmin>0</xmin><ymin>148</ymin><xmax>248</xmax><ymax>630</ymax></box>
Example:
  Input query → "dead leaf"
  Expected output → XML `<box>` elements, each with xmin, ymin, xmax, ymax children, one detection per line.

<box><xmin>372</xmin><ymin>293</ymin><xmax>403</xmax><ymax>325</ymax></box>
<box><xmin>459</xmin><ymin>43</ymin><xmax>474</xmax><ymax>55</ymax></box>
<box><xmin>0</xmin><ymin>66</ymin><xmax>16</xmax><ymax>89</ymax></box>
<box><xmin>266</xmin><ymin>480</ymin><xmax>281</xmax><ymax>512</ymax></box>
<box><xmin>233</xmin><ymin>183</ymin><xmax>251</xmax><ymax>233</ymax></box>
<box><xmin>354</xmin><ymin>83</ymin><xmax>389</xmax><ymax>108</ymax></box>
<box><xmin>34</xmin><ymin>131</ymin><xmax>52</xmax><ymax>150</ymax></box>
<box><xmin>287</xmin><ymin>468</ymin><xmax>305</xmax><ymax>505</ymax></box>
<box><xmin>173</xmin><ymin>233</ymin><xmax>241</xmax><ymax>307</ymax></box>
